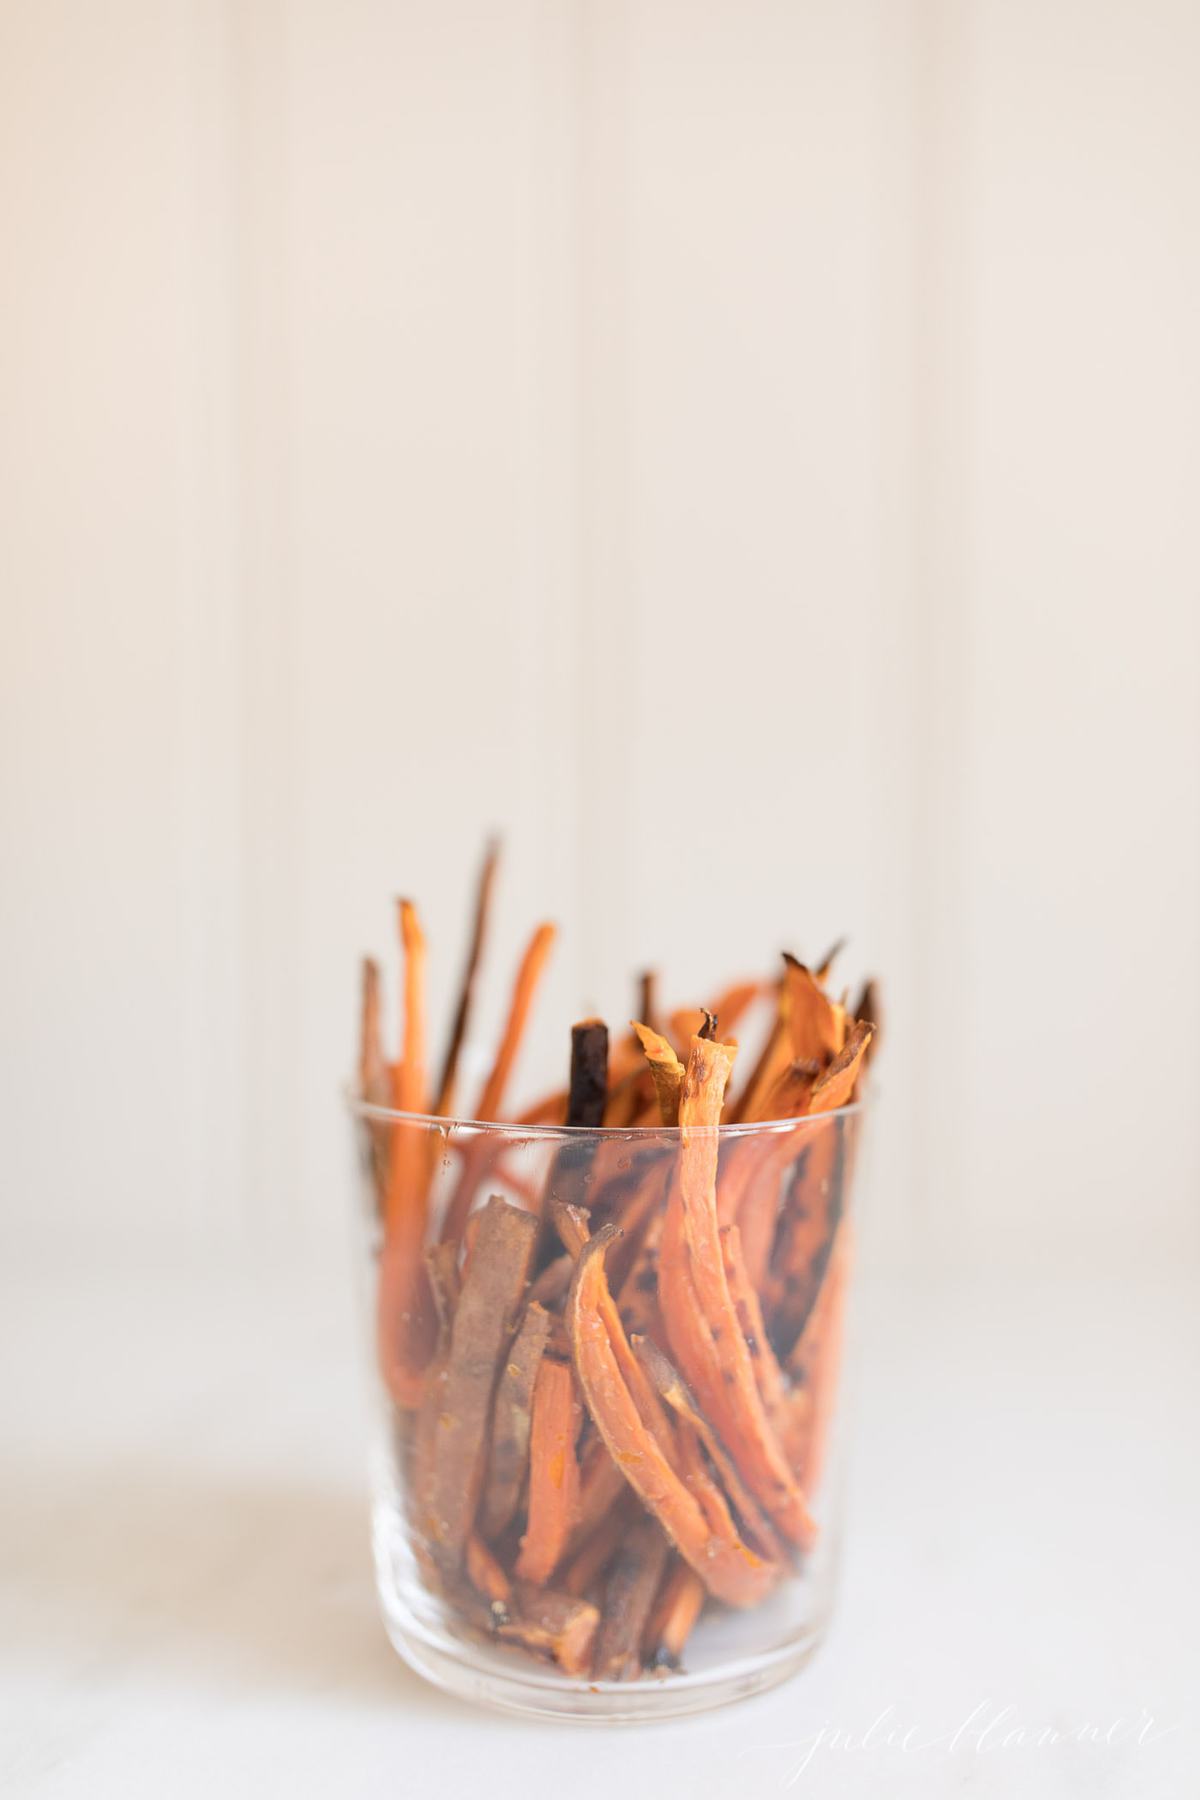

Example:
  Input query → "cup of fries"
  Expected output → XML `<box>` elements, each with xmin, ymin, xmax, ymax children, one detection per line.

<box><xmin>349</xmin><ymin>848</ymin><xmax>877</xmax><ymax>1721</ymax></box>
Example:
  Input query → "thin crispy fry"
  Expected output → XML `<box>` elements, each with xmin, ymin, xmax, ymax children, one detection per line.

<box><xmin>435</xmin><ymin>838</ymin><xmax>499</xmax><ymax>1118</ymax></box>
<box><xmin>593</xmin><ymin>1517</ymin><xmax>670</xmax><ymax>1681</ymax></box>
<box><xmin>514</xmin><ymin>1357</ymin><xmax>581</xmax><ymax>1585</ymax></box>
<box><xmin>566</xmin><ymin>1227</ymin><xmax>777</xmax><ymax>1608</ymax></box>
<box><xmin>425</xmin><ymin>1196</ymin><xmax>537</xmax><ymax>1575</ymax></box>
<box><xmin>659</xmin><ymin>1034</ymin><xmax>814</xmax><ymax>1547</ymax></box>
<box><xmin>478</xmin><ymin>1300</ymin><xmax>552</xmax><ymax>1542</ymax></box>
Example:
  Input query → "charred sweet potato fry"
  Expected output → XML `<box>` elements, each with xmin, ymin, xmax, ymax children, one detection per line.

<box><xmin>515</xmin><ymin>1356</ymin><xmax>581</xmax><ymax>1585</ymax></box>
<box><xmin>434</xmin><ymin>837</ymin><xmax>499</xmax><ymax>1118</ymax></box>
<box><xmin>632</xmin><ymin>1333</ymin><xmax>786</xmax><ymax>1564</ymax></box>
<box><xmin>593</xmin><ymin>1517</ymin><xmax>670</xmax><ymax>1681</ymax></box>
<box><xmin>567</xmin><ymin>1018</ymin><xmax>609</xmax><ymax>1127</ymax></box>
<box><xmin>424</xmin><ymin>1195</ymin><xmax>537</xmax><ymax>1575</ymax></box>
<box><xmin>566</xmin><ymin>1227</ymin><xmax>777</xmax><ymax>1608</ymax></box>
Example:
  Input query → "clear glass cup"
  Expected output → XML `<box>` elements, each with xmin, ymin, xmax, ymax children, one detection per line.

<box><xmin>346</xmin><ymin>1096</ymin><xmax>867</xmax><ymax>1722</ymax></box>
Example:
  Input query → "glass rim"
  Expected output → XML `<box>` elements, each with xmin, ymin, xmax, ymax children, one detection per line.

<box><xmin>343</xmin><ymin>1081</ymin><xmax>868</xmax><ymax>1140</ymax></box>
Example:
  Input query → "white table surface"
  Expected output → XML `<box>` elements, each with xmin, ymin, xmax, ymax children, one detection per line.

<box><xmin>3</xmin><ymin>1248</ymin><xmax>1197</xmax><ymax>1799</ymax></box>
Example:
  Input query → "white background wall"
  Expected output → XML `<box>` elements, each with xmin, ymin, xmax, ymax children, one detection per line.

<box><xmin>3</xmin><ymin>0</ymin><xmax>1198</xmax><ymax>1273</ymax></box>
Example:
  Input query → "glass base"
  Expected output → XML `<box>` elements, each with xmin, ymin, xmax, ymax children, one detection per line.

<box><xmin>372</xmin><ymin>1485</ymin><xmax>831</xmax><ymax>1723</ymax></box>
<box><xmin>381</xmin><ymin>1613</ymin><xmax>826</xmax><ymax>1723</ymax></box>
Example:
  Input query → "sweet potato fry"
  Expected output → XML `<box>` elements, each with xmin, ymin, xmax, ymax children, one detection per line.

<box><xmin>378</xmin><ymin>902</ymin><xmax>437</xmax><ymax>1407</ymax></box>
<box><xmin>593</xmin><ymin>1516</ymin><xmax>670</xmax><ymax>1681</ymax></box>
<box><xmin>720</xmin><ymin>1222</ymin><xmax>788</xmax><ymax>1420</ymax></box>
<box><xmin>477</xmin><ymin>922</ymin><xmax>557</xmax><ymax>1122</ymax></box>
<box><xmin>566</xmin><ymin>1227</ymin><xmax>777</xmax><ymax>1608</ymax></box>
<box><xmin>425</xmin><ymin>1195</ymin><xmax>538</xmax><ymax>1575</ymax></box>
<box><xmin>514</xmin><ymin>1357</ymin><xmax>581</xmax><ymax>1585</ymax></box>
<box><xmin>659</xmin><ymin>1034</ymin><xmax>815</xmax><ymax>1548</ymax></box>
<box><xmin>632</xmin><ymin>1333</ymin><xmax>786</xmax><ymax>1564</ymax></box>
<box><xmin>434</xmin><ymin>838</ymin><xmax>499</xmax><ymax>1118</ymax></box>
<box><xmin>478</xmin><ymin>1300</ymin><xmax>552</xmax><ymax>1542</ymax></box>
<box><xmin>782</xmin><ymin>1226</ymin><xmax>851</xmax><ymax>1491</ymax></box>
<box><xmin>643</xmin><ymin>1561</ymin><xmax>706</xmax><ymax>1670</ymax></box>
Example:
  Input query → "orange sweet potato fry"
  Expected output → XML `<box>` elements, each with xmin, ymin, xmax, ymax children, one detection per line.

<box><xmin>566</xmin><ymin>1227</ymin><xmax>777</xmax><ymax>1608</ymax></box>
<box><xmin>514</xmin><ymin>1357</ymin><xmax>581</xmax><ymax>1585</ymax></box>
<box><xmin>378</xmin><ymin>902</ymin><xmax>437</xmax><ymax>1407</ymax></box>
<box><xmin>659</xmin><ymin>1034</ymin><xmax>815</xmax><ymax>1548</ymax></box>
